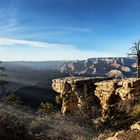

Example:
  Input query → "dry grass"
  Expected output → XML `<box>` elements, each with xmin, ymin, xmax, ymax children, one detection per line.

<box><xmin>0</xmin><ymin>96</ymin><xmax>140</xmax><ymax>140</ymax></box>
<box><xmin>0</xmin><ymin>104</ymin><xmax>33</xmax><ymax>140</ymax></box>
<box><xmin>0</xmin><ymin>103</ymin><xmax>97</xmax><ymax>140</ymax></box>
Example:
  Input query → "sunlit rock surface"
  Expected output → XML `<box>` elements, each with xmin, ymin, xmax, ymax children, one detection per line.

<box><xmin>52</xmin><ymin>77</ymin><xmax>140</xmax><ymax>116</ymax></box>
<box><xmin>52</xmin><ymin>77</ymin><xmax>104</xmax><ymax>113</ymax></box>
<box><xmin>131</xmin><ymin>121</ymin><xmax>140</xmax><ymax>130</ymax></box>
<box><xmin>60</xmin><ymin>58</ymin><xmax>136</xmax><ymax>78</ymax></box>
<box><xmin>95</xmin><ymin>78</ymin><xmax>140</xmax><ymax>118</ymax></box>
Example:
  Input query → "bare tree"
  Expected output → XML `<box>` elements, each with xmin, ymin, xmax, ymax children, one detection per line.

<box><xmin>128</xmin><ymin>40</ymin><xmax>140</xmax><ymax>78</ymax></box>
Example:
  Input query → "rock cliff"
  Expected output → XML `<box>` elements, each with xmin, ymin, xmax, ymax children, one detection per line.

<box><xmin>52</xmin><ymin>77</ymin><xmax>104</xmax><ymax>113</ymax></box>
<box><xmin>52</xmin><ymin>77</ymin><xmax>140</xmax><ymax>119</ymax></box>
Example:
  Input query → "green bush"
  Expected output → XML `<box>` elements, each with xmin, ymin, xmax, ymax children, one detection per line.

<box><xmin>55</xmin><ymin>95</ymin><xmax>61</xmax><ymax>104</ymax></box>
<box><xmin>38</xmin><ymin>102</ymin><xmax>54</xmax><ymax>115</ymax></box>
<box><xmin>131</xmin><ymin>95</ymin><xmax>140</xmax><ymax>119</ymax></box>
<box><xmin>3</xmin><ymin>93</ymin><xmax>23</xmax><ymax>107</ymax></box>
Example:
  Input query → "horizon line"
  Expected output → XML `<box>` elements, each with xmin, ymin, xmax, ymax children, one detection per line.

<box><xmin>0</xmin><ymin>56</ymin><xmax>136</xmax><ymax>62</ymax></box>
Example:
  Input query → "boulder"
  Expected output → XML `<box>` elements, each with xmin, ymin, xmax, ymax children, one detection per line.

<box><xmin>131</xmin><ymin>121</ymin><xmax>140</xmax><ymax>130</ymax></box>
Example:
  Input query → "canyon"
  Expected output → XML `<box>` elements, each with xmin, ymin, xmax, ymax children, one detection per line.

<box><xmin>60</xmin><ymin>57</ymin><xmax>136</xmax><ymax>78</ymax></box>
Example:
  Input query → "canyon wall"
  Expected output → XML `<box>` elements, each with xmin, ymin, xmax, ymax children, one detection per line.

<box><xmin>52</xmin><ymin>77</ymin><xmax>140</xmax><ymax>118</ymax></box>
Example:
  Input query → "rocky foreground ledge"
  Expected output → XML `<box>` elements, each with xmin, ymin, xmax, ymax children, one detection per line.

<box><xmin>106</xmin><ymin>121</ymin><xmax>140</xmax><ymax>140</ymax></box>
<box><xmin>52</xmin><ymin>77</ymin><xmax>140</xmax><ymax>118</ymax></box>
<box><xmin>52</xmin><ymin>77</ymin><xmax>105</xmax><ymax>113</ymax></box>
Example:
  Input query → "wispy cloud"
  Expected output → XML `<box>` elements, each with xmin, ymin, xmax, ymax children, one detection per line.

<box><xmin>62</xmin><ymin>27</ymin><xmax>91</xmax><ymax>33</ymax></box>
<box><xmin>0</xmin><ymin>38</ymin><xmax>76</xmax><ymax>49</ymax></box>
<box><xmin>0</xmin><ymin>1</ymin><xmax>91</xmax><ymax>39</ymax></box>
<box><xmin>0</xmin><ymin>3</ymin><xmax>19</xmax><ymax>36</ymax></box>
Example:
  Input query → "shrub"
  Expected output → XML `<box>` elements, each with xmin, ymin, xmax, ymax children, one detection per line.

<box><xmin>131</xmin><ymin>95</ymin><xmax>140</xmax><ymax>119</ymax></box>
<box><xmin>0</xmin><ymin>104</ymin><xmax>33</xmax><ymax>140</ymax></box>
<box><xmin>30</xmin><ymin>112</ymin><xmax>95</xmax><ymax>140</ymax></box>
<box><xmin>131</xmin><ymin>104</ymin><xmax>140</xmax><ymax>119</ymax></box>
<box><xmin>3</xmin><ymin>93</ymin><xmax>23</xmax><ymax>107</ymax></box>
<box><xmin>30</xmin><ymin>117</ymin><xmax>50</xmax><ymax>134</ymax></box>
<box><xmin>38</xmin><ymin>102</ymin><xmax>55</xmax><ymax>116</ymax></box>
<box><xmin>55</xmin><ymin>95</ymin><xmax>61</xmax><ymax>104</ymax></box>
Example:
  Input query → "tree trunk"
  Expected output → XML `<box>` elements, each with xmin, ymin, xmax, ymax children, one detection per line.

<box><xmin>137</xmin><ymin>57</ymin><xmax>140</xmax><ymax>78</ymax></box>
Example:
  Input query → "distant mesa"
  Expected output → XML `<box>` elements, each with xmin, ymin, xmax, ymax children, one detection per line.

<box><xmin>106</xmin><ymin>70</ymin><xmax>123</xmax><ymax>78</ymax></box>
<box><xmin>59</xmin><ymin>57</ymin><xmax>136</xmax><ymax>78</ymax></box>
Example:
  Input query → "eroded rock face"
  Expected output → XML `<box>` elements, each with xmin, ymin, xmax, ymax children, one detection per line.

<box><xmin>106</xmin><ymin>70</ymin><xmax>123</xmax><ymax>78</ymax></box>
<box><xmin>60</xmin><ymin>58</ymin><xmax>136</xmax><ymax>78</ymax></box>
<box><xmin>95</xmin><ymin>79</ymin><xmax>119</xmax><ymax>110</ymax></box>
<box><xmin>95</xmin><ymin>78</ymin><xmax>140</xmax><ymax>118</ymax></box>
<box><xmin>52</xmin><ymin>77</ymin><xmax>104</xmax><ymax>113</ymax></box>
<box><xmin>52</xmin><ymin>77</ymin><xmax>140</xmax><ymax>117</ymax></box>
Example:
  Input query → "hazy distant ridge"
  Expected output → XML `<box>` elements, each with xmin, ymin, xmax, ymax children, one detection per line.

<box><xmin>60</xmin><ymin>57</ymin><xmax>137</xmax><ymax>78</ymax></box>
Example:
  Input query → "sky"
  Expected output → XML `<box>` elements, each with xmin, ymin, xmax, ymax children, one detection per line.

<box><xmin>0</xmin><ymin>0</ymin><xmax>140</xmax><ymax>61</ymax></box>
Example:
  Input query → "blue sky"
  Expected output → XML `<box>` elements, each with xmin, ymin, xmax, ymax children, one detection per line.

<box><xmin>0</xmin><ymin>0</ymin><xmax>140</xmax><ymax>60</ymax></box>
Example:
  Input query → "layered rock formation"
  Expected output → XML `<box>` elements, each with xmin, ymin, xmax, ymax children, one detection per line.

<box><xmin>60</xmin><ymin>57</ymin><xmax>136</xmax><ymax>78</ymax></box>
<box><xmin>94</xmin><ymin>79</ymin><xmax>120</xmax><ymax>117</ymax></box>
<box><xmin>52</xmin><ymin>77</ymin><xmax>140</xmax><ymax>118</ymax></box>
<box><xmin>52</xmin><ymin>77</ymin><xmax>104</xmax><ymax>113</ymax></box>
<box><xmin>95</xmin><ymin>78</ymin><xmax>140</xmax><ymax>118</ymax></box>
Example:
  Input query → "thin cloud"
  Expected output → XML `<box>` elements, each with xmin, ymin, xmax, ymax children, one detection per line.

<box><xmin>63</xmin><ymin>27</ymin><xmax>91</xmax><ymax>33</ymax></box>
<box><xmin>0</xmin><ymin>38</ymin><xmax>76</xmax><ymax>49</ymax></box>
<box><xmin>0</xmin><ymin>3</ymin><xmax>19</xmax><ymax>36</ymax></box>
